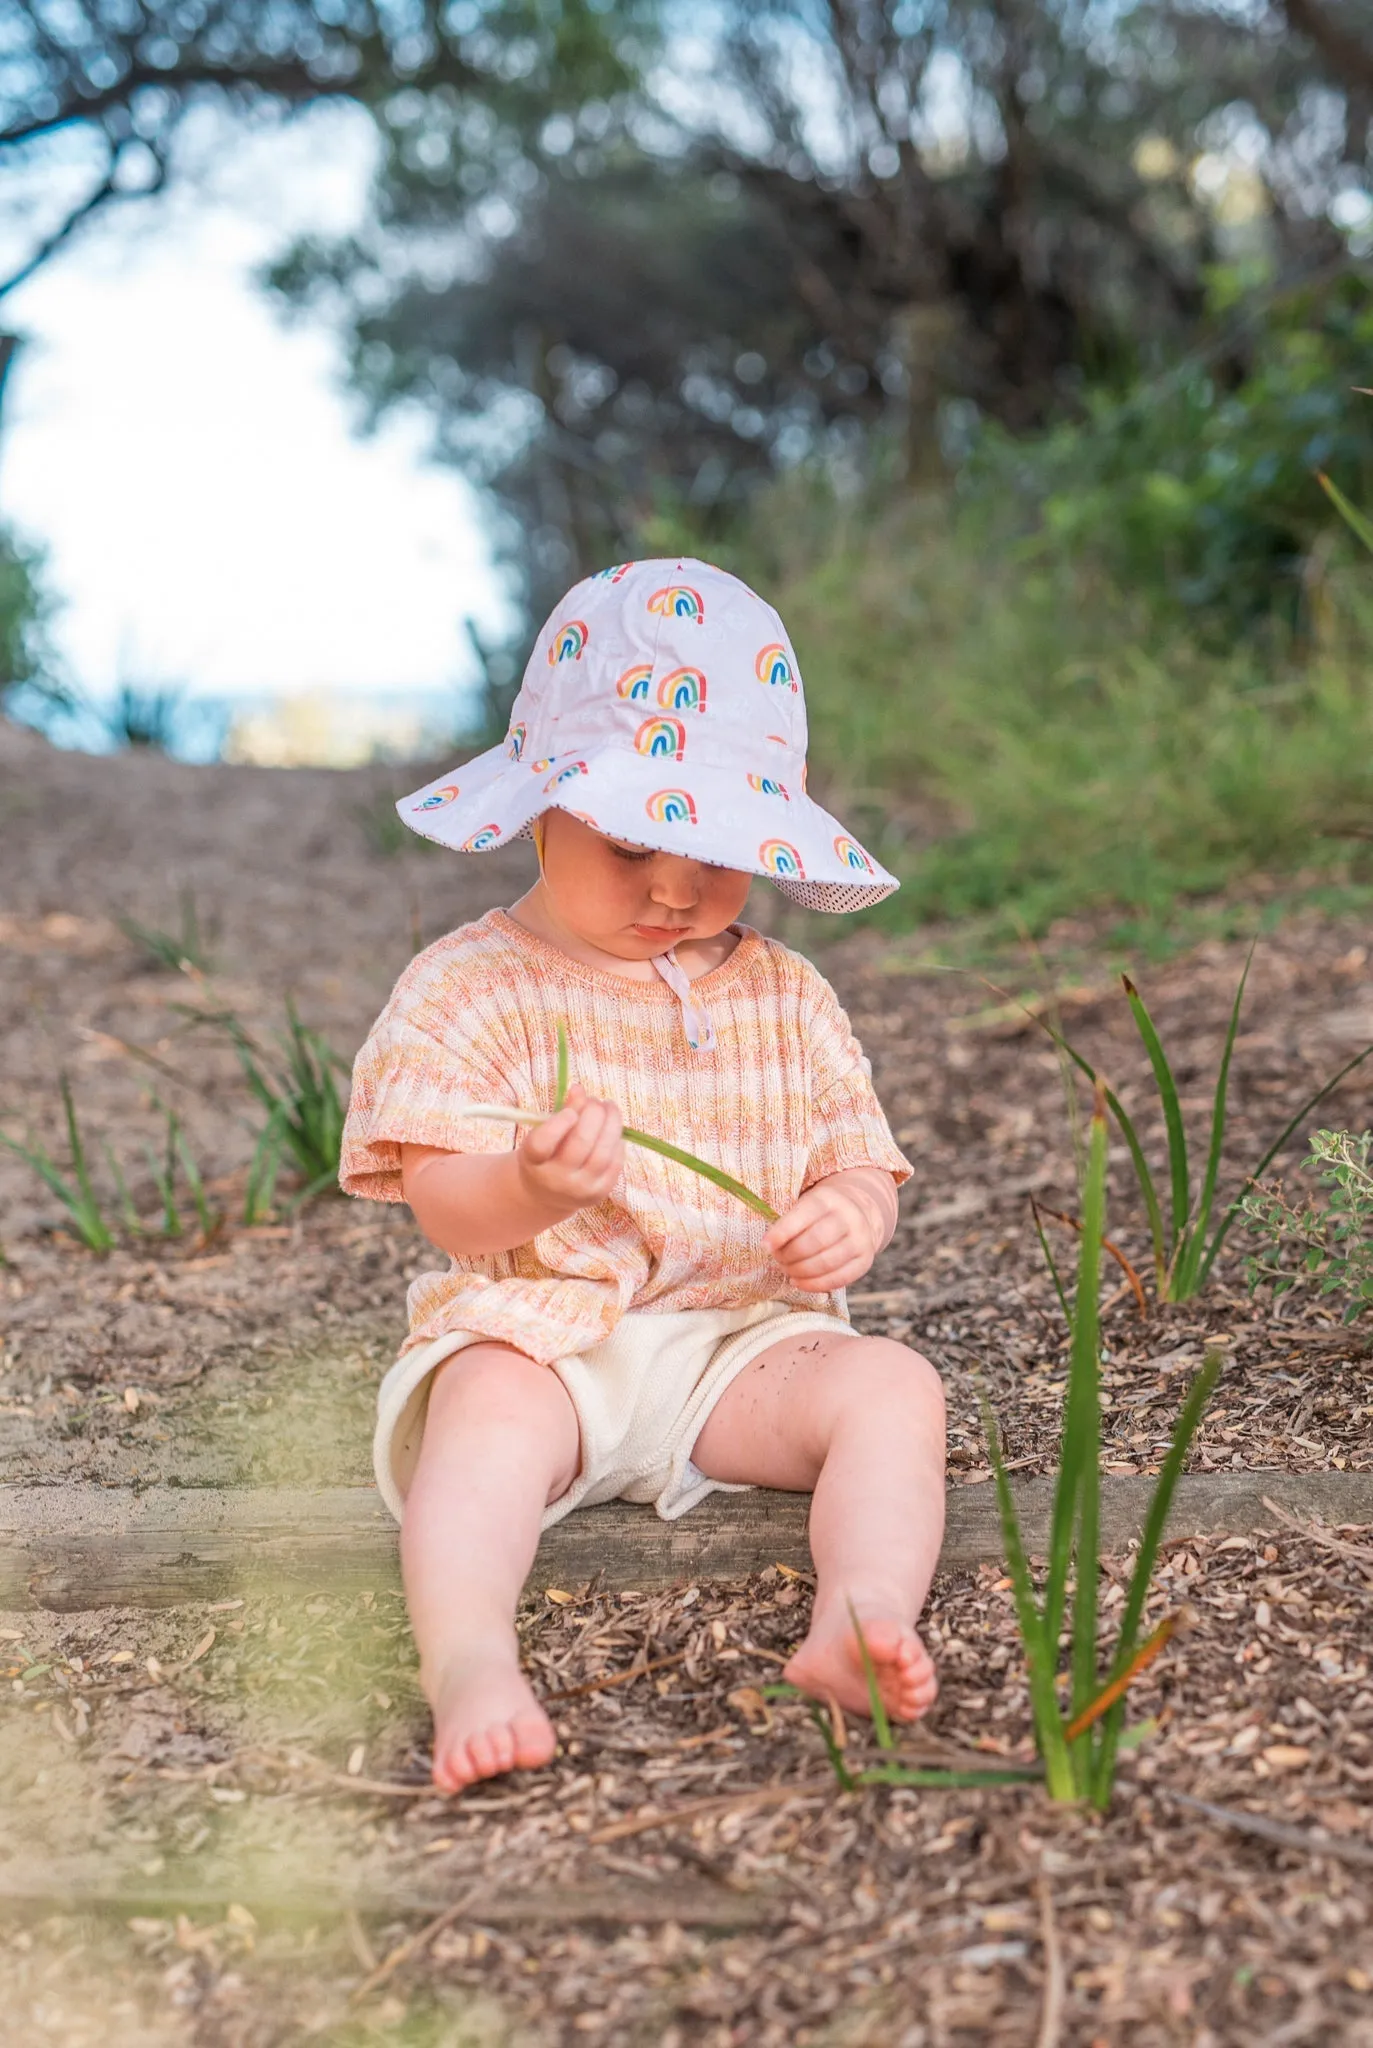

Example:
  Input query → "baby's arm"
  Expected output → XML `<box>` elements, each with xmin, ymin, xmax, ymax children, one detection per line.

<box><xmin>401</xmin><ymin>1086</ymin><xmax>624</xmax><ymax>1258</ymax></box>
<box><xmin>764</xmin><ymin>1166</ymin><xmax>899</xmax><ymax>1294</ymax></box>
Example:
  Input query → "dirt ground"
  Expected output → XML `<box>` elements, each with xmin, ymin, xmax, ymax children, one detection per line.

<box><xmin>2</xmin><ymin>720</ymin><xmax>1372</xmax><ymax>2045</ymax></box>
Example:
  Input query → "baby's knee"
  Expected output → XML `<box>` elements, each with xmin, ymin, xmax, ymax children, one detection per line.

<box><xmin>426</xmin><ymin>1341</ymin><xmax>557</xmax><ymax>1426</ymax></box>
<box><xmin>837</xmin><ymin>1336</ymin><xmax>945</xmax><ymax>1423</ymax></box>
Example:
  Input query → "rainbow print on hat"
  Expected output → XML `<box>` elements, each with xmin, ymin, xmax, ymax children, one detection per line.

<box><xmin>657</xmin><ymin>666</ymin><xmax>707</xmax><ymax>713</ymax></box>
<box><xmin>648</xmin><ymin>585</ymin><xmax>704</xmax><ymax>624</ymax></box>
<box><xmin>615</xmin><ymin>663</ymin><xmax>653</xmax><ymax>701</ymax></box>
<box><xmin>759</xmin><ymin>838</ymin><xmax>805</xmax><ymax>877</ymax></box>
<box><xmin>645</xmin><ymin>788</ymin><xmax>697</xmax><ymax>825</ymax></box>
<box><xmin>834</xmin><ymin>835</ymin><xmax>874</xmax><ymax>873</ymax></box>
<box><xmin>755</xmin><ymin>643</ymin><xmax>795</xmax><ymax>689</ymax></box>
<box><xmin>548</xmin><ymin>619</ymin><xmax>589</xmax><ymax>664</ymax></box>
<box><xmin>395</xmin><ymin>556</ymin><xmax>899</xmax><ymax>911</ymax></box>
<box><xmin>636</xmin><ymin>715</ymin><xmax>687</xmax><ymax>761</ymax></box>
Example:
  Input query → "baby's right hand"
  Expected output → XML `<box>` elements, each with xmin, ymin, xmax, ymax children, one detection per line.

<box><xmin>516</xmin><ymin>1084</ymin><xmax>625</xmax><ymax>1214</ymax></box>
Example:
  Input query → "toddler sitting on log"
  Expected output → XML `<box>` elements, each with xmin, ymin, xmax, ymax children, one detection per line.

<box><xmin>340</xmin><ymin>559</ymin><xmax>946</xmax><ymax>1791</ymax></box>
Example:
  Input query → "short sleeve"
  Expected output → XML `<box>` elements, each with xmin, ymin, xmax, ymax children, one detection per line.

<box><xmin>799</xmin><ymin>964</ymin><xmax>913</xmax><ymax>1192</ymax></box>
<box><xmin>339</xmin><ymin>960</ymin><xmax>521</xmax><ymax>1204</ymax></box>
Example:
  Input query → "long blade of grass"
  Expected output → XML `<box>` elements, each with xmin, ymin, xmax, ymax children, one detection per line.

<box><xmin>1175</xmin><ymin>942</ymin><xmax>1254</xmax><ymax>1297</ymax></box>
<box><xmin>61</xmin><ymin>1075</ymin><xmax>103</xmax><ymax>1228</ymax></box>
<box><xmin>0</xmin><ymin>1132</ymin><xmax>79</xmax><ymax>1210</ymax></box>
<box><xmin>1029</xmin><ymin>1197</ymin><xmax>1071</xmax><ymax>1322</ymax></box>
<box><xmin>1033</xmin><ymin>1202</ymin><xmax>1147</xmax><ymax>1318</ymax></box>
<box><xmin>103</xmin><ymin>1143</ymin><xmax>142</xmax><ymax>1236</ymax></box>
<box><xmin>1066</xmin><ymin>1099</ymin><xmax>1106</xmax><ymax>1737</ymax></box>
<box><xmin>854</xmin><ymin>1763</ymin><xmax>1043</xmax><ymax>1788</ymax></box>
<box><xmin>1090</xmin><ymin>1351</ymin><xmax>1222</xmax><ymax>1804</ymax></box>
<box><xmin>554</xmin><ymin>1021</ymin><xmax>570</xmax><ymax>1112</ymax></box>
<box><xmin>454</xmin><ymin>1104</ymin><xmax>779</xmax><ymax>1222</ymax></box>
<box><xmin>804</xmin><ymin>1701</ymin><xmax>856</xmax><ymax>1791</ymax></box>
<box><xmin>981</xmin><ymin>1394</ymin><xmax>1074</xmax><ymax>1799</ymax></box>
<box><xmin>175</xmin><ymin>1129</ymin><xmax>217</xmax><ymax>1238</ymax></box>
<box><xmin>1196</xmin><ymin>1038</ymin><xmax>1373</xmax><ymax>1285</ymax></box>
<box><xmin>1122</xmin><ymin>977</ymin><xmax>1189</xmax><ymax>1264</ymax></box>
<box><xmin>1042</xmin><ymin>1097</ymin><xmax>1107</xmax><ymax>1657</ymax></box>
<box><xmin>1317</xmin><ymin>469</ymin><xmax>1373</xmax><ymax>553</ymax></box>
<box><xmin>847</xmin><ymin>1602</ymin><xmax>894</xmax><ymax>1752</ymax></box>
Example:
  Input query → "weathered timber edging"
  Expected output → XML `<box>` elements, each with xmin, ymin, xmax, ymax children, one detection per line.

<box><xmin>3</xmin><ymin>1470</ymin><xmax>1369</xmax><ymax>1612</ymax></box>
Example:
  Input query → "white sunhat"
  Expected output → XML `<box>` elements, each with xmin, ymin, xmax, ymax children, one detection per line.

<box><xmin>399</xmin><ymin>556</ymin><xmax>898</xmax><ymax>912</ymax></box>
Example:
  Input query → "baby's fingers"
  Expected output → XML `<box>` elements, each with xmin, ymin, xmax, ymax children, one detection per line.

<box><xmin>521</xmin><ymin>1102</ymin><xmax>582</xmax><ymax>1164</ymax></box>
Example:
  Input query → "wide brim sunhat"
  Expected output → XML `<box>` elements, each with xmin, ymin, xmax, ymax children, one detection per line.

<box><xmin>398</xmin><ymin>557</ymin><xmax>898</xmax><ymax>912</ymax></box>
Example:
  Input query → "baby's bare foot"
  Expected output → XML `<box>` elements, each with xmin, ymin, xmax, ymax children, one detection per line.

<box><xmin>427</xmin><ymin>1641</ymin><xmax>557</xmax><ymax>1793</ymax></box>
<box><xmin>784</xmin><ymin>1606</ymin><xmax>938</xmax><ymax>1723</ymax></box>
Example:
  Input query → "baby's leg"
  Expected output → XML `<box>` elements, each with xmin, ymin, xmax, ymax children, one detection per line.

<box><xmin>690</xmin><ymin>1332</ymin><xmax>945</xmax><ymax>1721</ymax></box>
<box><xmin>400</xmin><ymin>1342</ymin><xmax>580</xmax><ymax>1792</ymax></box>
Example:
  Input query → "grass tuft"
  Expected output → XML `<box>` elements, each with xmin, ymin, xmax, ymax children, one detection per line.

<box><xmin>0</xmin><ymin>1075</ymin><xmax>115</xmax><ymax>1253</ymax></box>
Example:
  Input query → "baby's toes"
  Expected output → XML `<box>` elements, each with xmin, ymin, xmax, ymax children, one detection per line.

<box><xmin>512</xmin><ymin>1711</ymin><xmax>557</xmax><ymax>1770</ymax></box>
<box><xmin>466</xmin><ymin>1728</ymin><xmax>504</xmax><ymax>1779</ymax></box>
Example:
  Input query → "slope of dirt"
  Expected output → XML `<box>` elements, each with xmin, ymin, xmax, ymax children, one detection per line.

<box><xmin>3</xmin><ymin>723</ymin><xmax>1373</xmax><ymax>2046</ymax></box>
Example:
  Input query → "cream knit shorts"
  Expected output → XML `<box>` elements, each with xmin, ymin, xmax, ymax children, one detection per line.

<box><xmin>372</xmin><ymin>1300</ymin><xmax>858</xmax><ymax>1527</ymax></box>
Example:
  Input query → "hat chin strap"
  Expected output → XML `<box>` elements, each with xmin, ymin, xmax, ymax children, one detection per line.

<box><xmin>649</xmin><ymin>947</ymin><xmax>716</xmax><ymax>1052</ymax></box>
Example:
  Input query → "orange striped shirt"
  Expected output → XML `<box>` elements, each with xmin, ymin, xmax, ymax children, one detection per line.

<box><xmin>341</xmin><ymin>909</ymin><xmax>911</xmax><ymax>1360</ymax></box>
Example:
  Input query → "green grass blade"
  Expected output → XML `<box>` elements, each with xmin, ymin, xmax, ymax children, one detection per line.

<box><xmin>1122</xmin><ymin>977</ymin><xmax>1189</xmax><ymax>1262</ymax></box>
<box><xmin>1091</xmin><ymin>1351</ymin><xmax>1222</xmax><ymax>1804</ymax></box>
<box><xmin>1176</xmin><ymin>943</ymin><xmax>1254</xmax><ymax>1296</ymax></box>
<box><xmin>804</xmin><ymin>1701</ymin><xmax>856</xmax><ymax>1791</ymax></box>
<box><xmin>1197</xmin><ymin>1037</ymin><xmax>1373</xmax><ymax>1285</ymax></box>
<box><xmin>1067</xmin><ymin>1104</ymin><xmax>1107</xmax><ymax>1740</ymax></box>
<box><xmin>175</xmin><ymin>1128</ymin><xmax>217</xmax><ymax>1238</ymax></box>
<box><xmin>847</xmin><ymin>1602</ymin><xmax>894</xmax><ymax>1752</ymax></box>
<box><xmin>1317</xmin><ymin>470</ymin><xmax>1373</xmax><ymax>553</ymax></box>
<box><xmin>554</xmin><ymin>1021</ymin><xmax>570</xmax><ymax>1111</ymax></box>
<box><xmin>103</xmin><ymin>1143</ymin><xmax>142</xmax><ymax>1236</ymax></box>
<box><xmin>981</xmin><ymin>1394</ymin><xmax>1074</xmax><ymax>1798</ymax></box>
<box><xmin>243</xmin><ymin>1108</ymin><xmax>287</xmax><ymax>1226</ymax></box>
<box><xmin>854</xmin><ymin>1763</ymin><xmax>1043</xmax><ymax>1788</ymax></box>
<box><xmin>622</xmin><ymin>1126</ymin><xmax>778</xmax><ymax>1221</ymax></box>
<box><xmin>1030</xmin><ymin>1199</ymin><xmax>1071</xmax><ymax>1323</ymax></box>
<box><xmin>61</xmin><ymin>1075</ymin><xmax>103</xmax><ymax>1226</ymax></box>
<box><xmin>0</xmin><ymin>1131</ymin><xmax>80</xmax><ymax>1211</ymax></box>
<box><xmin>1040</xmin><ymin>1024</ymin><xmax>1168</xmax><ymax>1287</ymax></box>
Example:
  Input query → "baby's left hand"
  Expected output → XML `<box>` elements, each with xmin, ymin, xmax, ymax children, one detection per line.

<box><xmin>764</xmin><ymin>1169</ymin><xmax>896</xmax><ymax>1294</ymax></box>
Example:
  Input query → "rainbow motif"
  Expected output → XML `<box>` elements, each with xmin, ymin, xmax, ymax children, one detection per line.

<box><xmin>545</xmin><ymin>760</ymin><xmax>587</xmax><ymax>791</ymax></box>
<box><xmin>413</xmin><ymin>784</ymin><xmax>459</xmax><ymax>811</ymax></box>
<box><xmin>747</xmin><ymin>774</ymin><xmax>788</xmax><ymax>799</ymax></box>
<box><xmin>505</xmin><ymin>722</ymin><xmax>526</xmax><ymax>761</ymax></box>
<box><xmin>635</xmin><ymin>716</ymin><xmax>687</xmax><ymax>761</ymax></box>
<box><xmin>529</xmin><ymin>757</ymin><xmax>555</xmax><ymax>774</ymax></box>
<box><xmin>645</xmin><ymin>788</ymin><xmax>697</xmax><ymax>825</ymax></box>
<box><xmin>461</xmin><ymin>824</ymin><xmax>502</xmax><ymax>851</ymax></box>
<box><xmin>547</xmin><ymin>618</ymin><xmax>589</xmax><ymax>664</ymax></box>
<box><xmin>834</xmin><ymin>835</ymin><xmax>874</xmax><ymax>874</ymax></box>
<box><xmin>759</xmin><ymin>838</ymin><xmax>805</xmax><ymax>878</ymax></box>
<box><xmin>615</xmin><ymin>663</ymin><xmax>653</xmax><ymax>701</ymax></box>
<box><xmin>657</xmin><ymin>666</ymin><xmax>707</xmax><ymax>712</ymax></box>
<box><xmin>647</xmin><ymin>585</ymin><xmax>704</xmax><ymax>624</ymax></box>
<box><xmin>595</xmin><ymin>562</ymin><xmax>633</xmax><ymax>582</ymax></box>
<box><xmin>755</xmin><ymin>642</ymin><xmax>795</xmax><ymax>689</ymax></box>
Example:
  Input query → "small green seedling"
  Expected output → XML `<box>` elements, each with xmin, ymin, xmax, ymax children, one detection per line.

<box><xmin>1038</xmin><ymin>949</ymin><xmax>1373</xmax><ymax>1301</ymax></box>
<box><xmin>0</xmin><ymin>1075</ymin><xmax>115</xmax><ymax>1253</ymax></box>
<box><xmin>986</xmin><ymin>1087</ymin><xmax>1221</xmax><ymax>1805</ymax></box>
<box><xmin>202</xmin><ymin>998</ymin><xmax>349</xmax><ymax>1204</ymax></box>
<box><xmin>118</xmin><ymin>888</ymin><xmax>215</xmax><ymax>975</ymax></box>
<box><xmin>1242</xmin><ymin>1128</ymin><xmax>1373</xmax><ymax>1323</ymax></box>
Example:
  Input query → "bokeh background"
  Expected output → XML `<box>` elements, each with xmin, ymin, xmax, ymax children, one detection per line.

<box><xmin>3</xmin><ymin>0</ymin><xmax>1373</xmax><ymax>938</ymax></box>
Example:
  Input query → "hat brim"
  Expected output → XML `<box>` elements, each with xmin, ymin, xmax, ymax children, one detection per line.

<box><xmin>398</xmin><ymin>741</ymin><xmax>897</xmax><ymax>912</ymax></box>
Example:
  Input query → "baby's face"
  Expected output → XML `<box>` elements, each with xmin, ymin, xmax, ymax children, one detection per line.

<box><xmin>538</xmin><ymin>809</ymin><xmax>752</xmax><ymax>962</ymax></box>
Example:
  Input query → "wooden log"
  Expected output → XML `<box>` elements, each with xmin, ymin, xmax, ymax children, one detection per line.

<box><xmin>2</xmin><ymin>1470</ymin><xmax>1370</xmax><ymax>1612</ymax></box>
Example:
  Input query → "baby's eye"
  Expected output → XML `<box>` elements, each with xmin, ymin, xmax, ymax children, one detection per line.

<box><xmin>609</xmin><ymin>842</ymin><xmax>653</xmax><ymax>863</ymax></box>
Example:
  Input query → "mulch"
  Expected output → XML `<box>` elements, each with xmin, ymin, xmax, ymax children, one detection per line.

<box><xmin>3</xmin><ymin>725</ymin><xmax>1373</xmax><ymax>2043</ymax></box>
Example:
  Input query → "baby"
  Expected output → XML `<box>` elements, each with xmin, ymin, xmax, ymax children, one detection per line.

<box><xmin>340</xmin><ymin>559</ymin><xmax>946</xmax><ymax>1793</ymax></box>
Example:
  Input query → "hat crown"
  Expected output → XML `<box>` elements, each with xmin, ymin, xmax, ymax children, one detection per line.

<box><xmin>504</xmin><ymin>559</ymin><xmax>808</xmax><ymax>775</ymax></box>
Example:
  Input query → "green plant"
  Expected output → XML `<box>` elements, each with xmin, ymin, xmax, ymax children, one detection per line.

<box><xmin>986</xmin><ymin>1089</ymin><xmax>1223</xmax><ymax>1806</ymax></box>
<box><xmin>204</xmin><ymin>999</ymin><xmax>349</xmax><ymax>1206</ymax></box>
<box><xmin>1042</xmin><ymin>952</ymin><xmax>1373</xmax><ymax>1301</ymax></box>
<box><xmin>456</xmin><ymin>1022</ymin><xmax>778</xmax><ymax>1220</ymax></box>
<box><xmin>1241</xmin><ymin>1129</ymin><xmax>1373</xmax><ymax>1324</ymax></box>
<box><xmin>118</xmin><ymin>890</ymin><xmax>216</xmax><ymax>974</ymax></box>
<box><xmin>0</xmin><ymin>1075</ymin><xmax>114</xmax><ymax>1253</ymax></box>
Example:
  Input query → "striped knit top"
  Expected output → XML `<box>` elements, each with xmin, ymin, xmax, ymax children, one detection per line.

<box><xmin>341</xmin><ymin>908</ymin><xmax>912</xmax><ymax>1361</ymax></box>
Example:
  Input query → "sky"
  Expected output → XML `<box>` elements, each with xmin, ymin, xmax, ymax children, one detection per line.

<box><xmin>0</xmin><ymin>104</ymin><xmax>511</xmax><ymax>753</ymax></box>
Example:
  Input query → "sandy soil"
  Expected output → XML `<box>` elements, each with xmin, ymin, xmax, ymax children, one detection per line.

<box><xmin>2</xmin><ymin>722</ymin><xmax>1372</xmax><ymax>2045</ymax></box>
